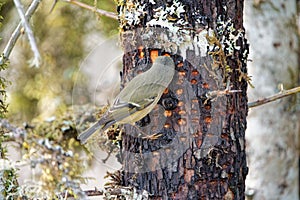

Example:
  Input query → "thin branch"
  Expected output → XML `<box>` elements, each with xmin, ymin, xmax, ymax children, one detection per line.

<box><xmin>65</xmin><ymin>188</ymin><xmax>129</xmax><ymax>197</ymax></box>
<box><xmin>63</xmin><ymin>0</ymin><xmax>118</xmax><ymax>20</ymax></box>
<box><xmin>0</xmin><ymin>119</ymin><xmax>27</xmax><ymax>144</ymax></box>
<box><xmin>248</xmin><ymin>86</ymin><xmax>300</xmax><ymax>108</ymax></box>
<box><xmin>84</xmin><ymin>189</ymin><xmax>104</xmax><ymax>196</ymax></box>
<box><xmin>13</xmin><ymin>0</ymin><xmax>41</xmax><ymax>67</ymax></box>
<box><xmin>0</xmin><ymin>119</ymin><xmax>27</xmax><ymax>135</ymax></box>
<box><xmin>0</xmin><ymin>0</ymin><xmax>41</xmax><ymax>66</ymax></box>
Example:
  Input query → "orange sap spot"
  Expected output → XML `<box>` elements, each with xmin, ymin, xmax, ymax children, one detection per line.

<box><xmin>176</xmin><ymin>88</ymin><xmax>183</xmax><ymax>95</ymax></box>
<box><xmin>203</xmin><ymin>83</ymin><xmax>209</xmax><ymax>89</ymax></box>
<box><xmin>138</xmin><ymin>46</ymin><xmax>144</xmax><ymax>58</ymax></box>
<box><xmin>204</xmin><ymin>104</ymin><xmax>211</xmax><ymax>110</ymax></box>
<box><xmin>191</xmin><ymin>109</ymin><xmax>198</xmax><ymax>114</ymax></box>
<box><xmin>178</xmin><ymin>118</ymin><xmax>186</xmax><ymax>125</ymax></box>
<box><xmin>164</xmin><ymin>110</ymin><xmax>172</xmax><ymax>117</ymax></box>
<box><xmin>178</xmin><ymin>71</ymin><xmax>186</xmax><ymax>76</ymax></box>
<box><xmin>191</xmin><ymin>79</ymin><xmax>197</xmax><ymax>84</ymax></box>
<box><xmin>177</xmin><ymin>62</ymin><xmax>184</xmax><ymax>67</ymax></box>
<box><xmin>140</xmin><ymin>52</ymin><xmax>144</xmax><ymax>58</ymax></box>
<box><xmin>164</xmin><ymin>123</ymin><xmax>171</xmax><ymax>128</ymax></box>
<box><xmin>150</xmin><ymin>50</ymin><xmax>159</xmax><ymax>62</ymax></box>
<box><xmin>204</xmin><ymin>116</ymin><xmax>212</xmax><ymax>123</ymax></box>
<box><xmin>178</xmin><ymin>101</ymin><xmax>184</xmax><ymax>107</ymax></box>
<box><xmin>163</xmin><ymin>88</ymin><xmax>169</xmax><ymax>94</ymax></box>
<box><xmin>192</xmin><ymin>69</ymin><xmax>199</xmax><ymax>76</ymax></box>
<box><xmin>192</xmin><ymin>118</ymin><xmax>199</xmax><ymax>123</ymax></box>
<box><xmin>178</xmin><ymin>110</ymin><xmax>186</xmax><ymax>115</ymax></box>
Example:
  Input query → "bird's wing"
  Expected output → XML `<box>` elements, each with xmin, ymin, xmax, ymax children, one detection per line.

<box><xmin>109</xmin><ymin>83</ymin><xmax>165</xmax><ymax>119</ymax></box>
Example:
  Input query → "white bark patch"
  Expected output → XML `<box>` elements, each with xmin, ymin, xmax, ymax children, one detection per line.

<box><xmin>244</xmin><ymin>1</ymin><xmax>299</xmax><ymax>199</ymax></box>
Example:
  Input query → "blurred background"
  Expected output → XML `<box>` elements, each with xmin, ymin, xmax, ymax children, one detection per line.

<box><xmin>0</xmin><ymin>0</ymin><xmax>119</xmax><ymax>121</ymax></box>
<box><xmin>0</xmin><ymin>0</ymin><xmax>299</xmax><ymax>199</ymax></box>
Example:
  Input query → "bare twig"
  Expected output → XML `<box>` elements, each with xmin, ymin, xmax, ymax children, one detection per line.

<box><xmin>84</xmin><ymin>189</ymin><xmax>104</xmax><ymax>196</ymax></box>
<box><xmin>65</xmin><ymin>187</ymin><xmax>131</xmax><ymax>197</ymax></box>
<box><xmin>0</xmin><ymin>0</ymin><xmax>41</xmax><ymax>66</ymax></box>
<box><xmin>248</xmin><ymin>86</ymin><xmax>300</xmax><ymax>108</ymax></box>
<box><xmin>0</xmin><ymin>119</ymin><xmax>27</xmax><ymax>136</ymax></box>
<box><xmin>13</xmin><ymin>0</ymin><xmax>41</xmax><ymax>67</ymax></box>
<box><xmin>62</xmin><ymin>0</ymin><xmax>118</xmax><ymax>20</ymax></box>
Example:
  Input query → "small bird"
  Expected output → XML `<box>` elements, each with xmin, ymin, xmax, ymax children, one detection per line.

<box><xmin>78</xmin><ymin>56</ymin><xmax>175</xmax><ymax>144</ymax></box>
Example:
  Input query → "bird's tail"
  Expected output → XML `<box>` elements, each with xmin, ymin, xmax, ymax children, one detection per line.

<box><xmin>77</xmin><ymin>121</ymin><xmax>103</xmax><ymax>144</ymax></box>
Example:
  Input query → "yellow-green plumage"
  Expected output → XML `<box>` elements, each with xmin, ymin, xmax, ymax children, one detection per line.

<box><xmin>78</xmin><ymin>56</ymin><xmax>175</xmax><ymax>144</ymax></box>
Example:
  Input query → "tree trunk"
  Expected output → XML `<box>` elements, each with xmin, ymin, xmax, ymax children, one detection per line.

<box><xmin>244</xmin><ymin>1</ymin><xmax>299</xmax><ymax>199</ymax></box>
<box><xmin>117</xmin><ymin>0</ymin><xmax>249</xmax><ymax>199</ymax></box>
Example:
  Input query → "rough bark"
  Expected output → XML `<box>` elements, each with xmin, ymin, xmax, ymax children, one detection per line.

<box><xmin>244</xmin><ymin>1</ymin><xmax>299</xmax><ymax>199</ymax></box>
<box><xmin>117</xmin><ymin>0</ymin><xmax>249</xmax><ymax>199</ymax></box>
